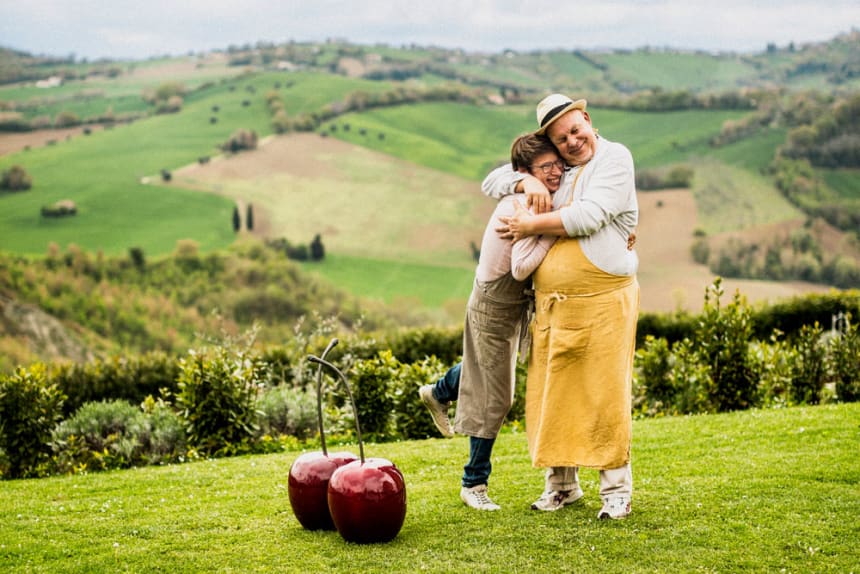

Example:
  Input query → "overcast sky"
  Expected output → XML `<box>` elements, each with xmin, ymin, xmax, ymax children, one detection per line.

<box><xmin>1</xmin><ymin>0</ymin><xmax>858</xmax><ymax>61</ymax></box>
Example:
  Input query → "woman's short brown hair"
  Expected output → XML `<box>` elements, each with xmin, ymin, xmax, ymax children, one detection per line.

<box><xmin>510</xmin><ymin>133</ymin><xmax>557</xmax><ymax>171</ymax></box>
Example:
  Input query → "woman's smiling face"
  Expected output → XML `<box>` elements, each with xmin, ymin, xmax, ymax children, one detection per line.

<box><xmin>529</xmin><ymin>151</ymin><xmax>564</xmax><ymax>192</ymax></box>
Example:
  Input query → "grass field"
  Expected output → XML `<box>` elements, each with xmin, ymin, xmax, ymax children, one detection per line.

<box><xmin>0</xmin><ymin>403</ymin><xmax>856</xmax><ymax>573</ymax></box>
<box><xmin>0</xmin><ymin>71</ymin><xmax>397</xmax><ymax>256</ymax></box>
<box><xmin>600</xmin><ymin>51</ymin><xmax>761</xmax><ymax>92</ymax></box>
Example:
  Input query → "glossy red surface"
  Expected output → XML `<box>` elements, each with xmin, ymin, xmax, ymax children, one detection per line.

<box><xmin>288</xmin><ymin>451</ymin><xmax>358</xmax><ymax>530</ymax></box>
<box><xmin>327</xmin><ymin>458</ymin><xmax>407</xmax><ymax>544</ymax></box>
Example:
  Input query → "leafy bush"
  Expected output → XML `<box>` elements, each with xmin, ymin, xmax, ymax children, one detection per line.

<box><xmin>141</xmin><ymin>394</ymin><xmax>188</xmax><ymax>464</ymax></box>
<box><xmin>828</xmin><ymin>316</ymin><xmax>860</xmax><ymax>401</ymax></box>
<box><xmin>750</xmin><ymin>336</ymin><xmax>795</xmax><ymax>408</ymax></box>
<box><xmin>385</xmin><ymin>326</ymin><xmax>462</xmax><ymax>364</ymax></box>
<box><xmin>670</xmin><ymin>339</ymin><xmax>716</xmax><ymax>415</ymax></box>
<box><xmin>1</xmin><ymin>164</ymin><xmax>32</xmax><ymax>191</ymax></box>
<box><xmin>391</xmin><ymin>356</ymin><xmax>448</xmax><ymax>440</ymax></box>
<box><xmin>51</xmin><ymin>399</ymin><xmax>150</xmax><ymax>472</ymax></box>
<box><xmin>41</xmin><ymin>199</ymin><xmax>77</xmax><ymax>218</ymax></box>
<box><xmin>695</xmin><ymin>279</ymin><xmax>759</xmax><ymax>411</ymax></box>
<box><xmin>176</xmin><ymin>346</ymin><xmax>268</xmax><ymax>455</ymax></box>
<box><xmin>255</xmin><ymin>385</ymin><xmax>317</xmax><ymax>440</ymax></box>
<box><xmin>51</xmin><ymin>352</ymin><xmax>180</xmax><ymax>416</ymax></box>
<box><xmin>789</xmin><ymin>323</ymin><xmax>828</xmax><ymax>404</ymax></box>
<box><xmin>221</xmin><ymin>129</ymin><xmax>258</xmax><ymax>153</ymax></box>
<box><xmin>634</xmin><ymin>336</ymin><xmax>714</xmax><ymax>416</ymax></box>
<box><xmin>0</xmin><ymin>364</ymin><xmax>65</xmax><ymax>478</ymax></box>
<box><xmin>690</xmin><ymin>237</ymin><xmax>710</xmax><ymax>265</ymax></box>
<box><xmin>53</xmin><ymin>110</ymin><xmax>80</xmax><ymax>128</ymax></box>
<box><xmin>635</xmin><ymin>335</ymin><xmax>674</xmax><ymax>411</ymax></box>
<box><xmin>344</xmin><ymin>351</ymin><xmax>399</xmax><ymax>442</ymax></box>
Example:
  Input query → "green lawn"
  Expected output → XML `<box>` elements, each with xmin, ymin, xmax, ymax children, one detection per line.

<box><xmin>0</xmin><ymin>403</ymin><xmax>856</xmax><ymax>573</ymax></box>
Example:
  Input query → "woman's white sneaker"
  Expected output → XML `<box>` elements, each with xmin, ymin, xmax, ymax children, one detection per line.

<box><xmin>460</xmin><ymin>484</ymin><xmax>501</xmax><ymax>511</ymax></box>
<box><xmin>418</xmin><ymin>384</ymin><xmax>454</xmax><ymax>437</ymax></box>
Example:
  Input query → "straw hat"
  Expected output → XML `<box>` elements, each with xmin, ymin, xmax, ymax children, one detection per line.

<box><xmin>535</xmin><ymin>93</ymin><xmax>587</xmax><ymax>135</ymax></box>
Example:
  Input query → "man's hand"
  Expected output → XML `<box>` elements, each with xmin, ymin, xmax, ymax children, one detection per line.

<box><xmin>522</xmin><ymin>175</ymin><xmax>552</xmax><ymax>215</ymax></box>
<box><xmin>497</xmin><ymin>201</ymin><xmax>534</xmax><ymax>242</ymax></box>
<box><xmin>627</xmin><ymin>231</ymin><xmax>637</xmax><ymax>251</ymax></box>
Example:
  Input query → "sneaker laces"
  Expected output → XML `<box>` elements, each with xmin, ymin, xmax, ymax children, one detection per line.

<box><xmin>472</xmin><ymin>488</ymin><xmax>493</xmax><ymax>505</ymax></box>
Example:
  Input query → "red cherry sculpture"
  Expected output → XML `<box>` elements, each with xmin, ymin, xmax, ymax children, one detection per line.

<box><xmin>308</xmin><ymin>349</ymin><xmax>407</xmax><ymax>544</ymax></box>
<box><xmin>288</xmin><ymin>339</ymin><xmax>357</xmax><ymax>530</ymax></box>
<box><xmin>328</xmin><ymin>457</ymin><xmax>407</xmax><ymax>544</ymax></box>
<box><xmin>288</xmin><ymin>450</ymin><xmax>357</xmax><ymax>530</ymax></box>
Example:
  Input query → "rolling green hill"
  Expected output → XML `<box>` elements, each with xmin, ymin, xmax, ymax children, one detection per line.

<box><xmin>1</xmin><ymin>34</ymin><xmax>858</xmax><ymax>360</ymax></box>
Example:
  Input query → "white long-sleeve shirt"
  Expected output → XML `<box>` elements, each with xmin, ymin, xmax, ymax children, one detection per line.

<box><xmin>481</xmin><ymin>137</ymin><xmax>639</xmax><ymax>277</ymax></box>
<box><xmin>476</xmin><ymin>194</ymin><xmax>556</xmax><ymax>283</ymax></box>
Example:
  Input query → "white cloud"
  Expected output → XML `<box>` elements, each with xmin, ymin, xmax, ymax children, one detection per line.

<box><xmin>0</xmin><ymin>0</ymin><xmax>857</xmax><ymax>59</ymax></box>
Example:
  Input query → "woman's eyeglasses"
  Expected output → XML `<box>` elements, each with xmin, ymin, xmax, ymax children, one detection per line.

<box><xmin>531</xmin><ymin>160</ymin><xmax>566</xmax><ymax>174</ymax></box>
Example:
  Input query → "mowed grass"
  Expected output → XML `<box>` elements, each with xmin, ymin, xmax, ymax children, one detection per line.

<box><xmin>0</xmin><ymin>403</ymin><xmax>856</xmax><ymax>573</ymax></box>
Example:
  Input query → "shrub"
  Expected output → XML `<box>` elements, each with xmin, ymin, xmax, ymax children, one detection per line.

<box><xmin>0</xmin><ymin>111</ymin><xmax>30</xmax><ymax>132</ymax></box>
<box><xmin>156</xmin><ymin>95</ymin><xmax>183</xmax><ymax>114</ymax></box>
<box><xmin>50</xmin><ymin>353</ymin><xmax>180</xmax><ymax>416</ymax></box>
<box><xmin>385</xmin><ymin>326</ymin><xmax>462</xmax><ymax>364</ymax></box>
<box><xmin>51</xmin><ymin>399</ymin><xmax>149</xmax><ymax>472</ymax></box>
<box><xmin>0</xmin><ymin>364</ymin><xmax>65</xmax><ymax>479</ymax></box>
<box><xmin>670</xmin><ymin>338</ymin><xmax>715</xmax><ymax>415</ymax></box>
<box><xmin>695</xmin><ymin>279</ymin><xmax>759</xmax><ymax>411</ymax></box>
<box><xmin>1</xmin><ymin>164</ymin><xmax>32</xmax><ymax>191</ymax></box>
<box><xmin>690</xmin><ymin>237</ymin><xmax>710</xmax><ymax>265</ymax></box>
<box><xmin>176</xmin><ymin>346</ymin><xmax>268</xmax><ymax>455</ymax></box>
<box><xmin>343</xmin><ymin>351</ymin><xmax>399</xmax><ymax>442</ymax></box>
<box><xmin>255</xmin><ymin>385</ymin><xmax>317</xmax><ymax>439</ymax></box>
<box><xmin>635</xmin><ymin>336</ymin><xmax>674</xmax><ymax>410</ymax></box>
<box><xmin>221</xmin><ymin>129</ymin><xmax>258</xmax><ymax>153</ymax></box>
<box><xmin>828</xmin><ymin>316</ymin><xmax>860</xmax><ymax>401</ymax></box>
<box><xmin>310</xmin><ymin>234</ymin><xmax>325</xmax><ymax>261</ymax></box>
<box><xmin>40</xmin><ymin>199</ymin><xmax>77</xmax><ymax>218</ymax></box>
<box><xmin>790</xmin><ymin>323</ymin><xmax>828</xmax><ymax>404</ymax></box>
<box><xmin>391</xmin><ymin>356</ymin><xmax>448</xmax><ymax>440</ymax></box>
<box><xmin>750</xmin><ymin>335</ymin><xmax>795</xmax><ymax>408</ymax></box>
<box><xmin>129</xmin><ymin>246</ymin><xmax>146</xmax><ymax>270</ymax></box>
<box><xmin>54</xmin><ymin>110</ymin><xmax>80</xmax><ymax>128</ymax></box>
<box><xmin>141</xmin><ymin>394</ymin><xmax>188</xmax><ymax>464</ymax></box>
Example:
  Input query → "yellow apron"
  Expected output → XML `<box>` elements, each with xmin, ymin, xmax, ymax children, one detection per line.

<box><xmin>526</xmin><ymin>238</ymin><xmax>639</xmax><ymax>469</ymax></box>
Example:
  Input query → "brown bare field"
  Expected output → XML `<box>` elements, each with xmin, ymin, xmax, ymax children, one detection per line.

<box><xmin>170</xmin><ymin>133</ymin><xmax>493</xmax><ymax>267</ymax></box>
<box><xmin>166</xmin><ymin>135</ymin><xmax>836</xmax><ymax>314</ymax></box>
<box><xmin>0</xmin><ymin>126</ymin><xmax>104</xmax><ymax>156</ymax></box>
<box><xmin>635</xmin><ymin>191</ymin><xmax>831</xmax><ymax>312</ymax></box>
<box><xmin>120</xmin><ymin>53</ymin><xmax>235</xmax><ymax>81</ymax></box>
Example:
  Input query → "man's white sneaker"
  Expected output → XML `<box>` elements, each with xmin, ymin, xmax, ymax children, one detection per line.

<box><xmin>530</xmin><ymin>487</ymin><xmax>584</xmax><ymax>511</ymax></box>
<box><xmin>418</xmin><ymin>384</ymin><xmax>453</xmax><ymax>438</ymax></box>
<box><xmin>598</xmin><ymin>495</ymin><xmax>631</xmax><ymax>520</ymax></box>
<box><xmin>460</xmin><ymin>484</ymin><xmax>501</xmax><ymax>511</ymax></box>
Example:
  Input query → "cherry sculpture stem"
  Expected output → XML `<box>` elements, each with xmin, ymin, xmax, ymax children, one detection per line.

<box><xmin>314</xmin><ymin>337</ymin><xmax>339</xmax><ymax>457</ymax></box>
<box><xmin>308</xmin><ymin>346</ymin><xmax>365</xmax><ymax>463</ymax></box>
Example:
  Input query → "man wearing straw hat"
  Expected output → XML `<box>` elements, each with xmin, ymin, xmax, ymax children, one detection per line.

<box><xmin>482</xmin><ymin>94</ymin><xmax>639</xmax><ymax>520</ymax></box>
